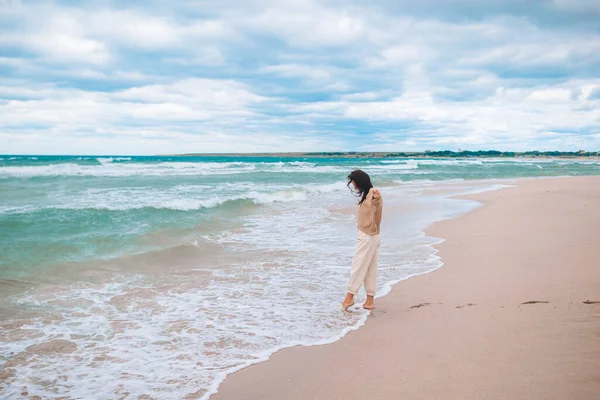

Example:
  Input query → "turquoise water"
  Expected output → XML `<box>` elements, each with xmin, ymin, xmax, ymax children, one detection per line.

<box><xmin>1</xmin><ymin>155</ymin><xmax>599</xmax><ymax>278</ymax></box>
<box><xmin>1</xmin><ymin>155</ymin><xmax>599</xmax><ymax>399</ymax></box>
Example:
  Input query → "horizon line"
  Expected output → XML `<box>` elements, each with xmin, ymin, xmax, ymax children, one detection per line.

<box><xmin>2</xmin><ymin>150</ymin><xmax>600</xmax><ymax>157</ymax></box>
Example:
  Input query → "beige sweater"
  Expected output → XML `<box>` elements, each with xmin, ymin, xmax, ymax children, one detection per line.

<box><xmin>358</xmin><ymin>187</ymin><xmax>383</xmax><ymax>235</ymax></box>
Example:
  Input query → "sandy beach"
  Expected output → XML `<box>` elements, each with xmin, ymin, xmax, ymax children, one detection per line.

<box><xmin>212</xmin><ymin>176</ymin><xmax>600</xmax><ymax>400</ymax></box>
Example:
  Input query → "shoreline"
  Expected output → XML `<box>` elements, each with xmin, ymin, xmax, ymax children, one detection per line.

<box><xmin>211</xmin><ymin>176</ymin><xmax>600</xmax><ymax>400</ymax></box>
<box><xmin>196</xmin><ymin>178</ymin><xmax>508</xmax><ymax>399</ymax></box>
<box><xmin>197</xmin><ymin>179</ymin><xmax>491</xmax><ymax>399</ymax></box>
<box><xmin>198</xmin><ymin>179</ymin><xmax>504</xmax><ymax>399</ymax></box>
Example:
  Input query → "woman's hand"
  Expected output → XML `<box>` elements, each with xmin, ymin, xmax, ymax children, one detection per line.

<box><xmin>372</xmin><ymin>188</ymin><xmax>380</xmax><ymax>196</ymax></box>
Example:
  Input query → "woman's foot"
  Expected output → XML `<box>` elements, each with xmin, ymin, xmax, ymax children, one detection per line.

<box><xmin>341</xmin><ymin>293</ymin><xmax>355</xmax><ymax>311</ymax></box>
<box><xmin>363</xmin><ymin>295</ymin><xmax>375</xmax><ymax>310</ymax></box>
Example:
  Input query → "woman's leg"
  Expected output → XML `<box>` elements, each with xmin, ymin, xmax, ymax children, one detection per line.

<box><xmin>344</xmin><ymin>233</ymin><xmax>378</xmax><ymax>311</ymax></box>
<box><xmin>347</xmin><ymin>234</ymin><xmax>372</xmax><ymax>294</ymax></box>
<box><xmin>363</xmin><ymin>235</ymin><xmax>380</xmax><ymax>309</ymax></box>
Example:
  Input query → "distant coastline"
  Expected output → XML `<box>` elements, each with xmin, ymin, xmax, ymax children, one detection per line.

<box><xmin>174</xmin><ymin>150</ymin><xmax>600</xmax><ymax>159</ymax></box>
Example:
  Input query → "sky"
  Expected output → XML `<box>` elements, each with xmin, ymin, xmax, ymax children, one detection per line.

<box><xmin>0</xmin><ymin>0</ymin><xmax>599</xmax><ymax>155</ymax></box>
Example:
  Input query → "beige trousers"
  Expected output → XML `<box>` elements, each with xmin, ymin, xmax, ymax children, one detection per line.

<box><xmin>347</xmin><ymin>230</ymin><xmax>380</xmax><ymax>296</ymax></box>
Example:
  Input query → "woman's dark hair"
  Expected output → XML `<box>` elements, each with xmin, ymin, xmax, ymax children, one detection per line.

<box><xmin>347</xmin><ymin>169</ymin><xmax>373</xmax><ymax>205</ymax></box>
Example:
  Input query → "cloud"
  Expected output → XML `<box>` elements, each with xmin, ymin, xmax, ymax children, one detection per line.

<box><xmin>0</xmin><ymin>0</ymin><xmax>599</xmax><ymax>154</ymax></box>
<box><xmin>367</xmin><ymin>45</ymin><xmax>434</xmax><ymax>68</ymax></box>
<box><xmin>0</xmin><ymin>78</ymin><xmax>269</xmax><ymax>132</ymax></box>
<box><xmin>239</xmin><ymin>1</ymin><xmax>367</xmax><ymax>47</ymax></box>
<box><xmin>261</xmin><ymin>64</ymin><xmax>333</xmax><ymax>80</ymax></box>
<box><xmin>165</xmin><ymin>47</ymin><xmax>226</xmax><ymax>66</ymax></box>
<box><xmin>588</xmin><ymin>87</ymin><xmax>600</xmax><ymax>100</ymax></box>
<box><xmin>5</xmin><ymin>17</ymin><xmax>111</xmax><ymax>65</ymax></box>
<box><xmin>286</xmin><ymin>76</ymin><xmax>600</xmax><ymax>150</ymax></box>
<box><xmin>552</xmin><ymin>0</ymin><xmax>600</xmax><ymax>13</ymax></box>
<box><xmin>0</xmin><ymin>56</ymin><xmax>31</xmax><ymax>68</ymax></box>
<box><xmin>88</xmin><ymin>10</ymin><xmax>228</xmax><ymax>50</ymax></box>
<box><xmin>340</xmin><ymin>91</ymin><xmax>387</xmax><ymax>101</ymax></box>
<box><xmin>114</xmin><ymin>78</ymin><xmax>266</xmax><ymax>108</ymax></box>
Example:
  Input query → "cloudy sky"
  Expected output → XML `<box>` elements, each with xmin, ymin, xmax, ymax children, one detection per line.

<box><xmin>1</xmin><ymin>0</ymin><xmax>599</xmax><ymax>155</ymax></box>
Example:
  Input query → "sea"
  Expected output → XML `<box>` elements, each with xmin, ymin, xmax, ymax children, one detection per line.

<box><xmin>1</xmin><ymin>155</ymin><xmax>599</xmax><ymax>399</ymax></box>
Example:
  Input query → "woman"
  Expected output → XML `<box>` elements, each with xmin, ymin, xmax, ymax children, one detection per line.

<box><xmin>342</xmin><ymin>169</ymin><xmax>383</xmax><ymax>312</ymax></box>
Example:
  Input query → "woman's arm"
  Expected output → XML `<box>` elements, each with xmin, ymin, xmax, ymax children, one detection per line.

<box><xmin>371</xmin><ymin>188</ymin><xmax>382</xmax><ymax>205</ymax></box>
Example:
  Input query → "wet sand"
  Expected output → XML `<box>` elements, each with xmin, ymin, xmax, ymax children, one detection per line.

<box><xmin>212</xmin><ymin>176</ymin><xmax>600</xmax><ymax>400</ymax></box>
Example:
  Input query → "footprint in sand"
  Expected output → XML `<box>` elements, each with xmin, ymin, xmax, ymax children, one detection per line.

<box><xmin>410</xmin><ymin>303</ymin><xmax>431</xmax><ymax>309</ymax></box>
<box><xmin>521</xmin><ymin>301</ymin><xmax>550</xmax><ymax>305</ymax></box>
<box><xmin>456</xmin><ymin>303</ymin><xmax>477</xmax><ymax>309</ymax></box>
